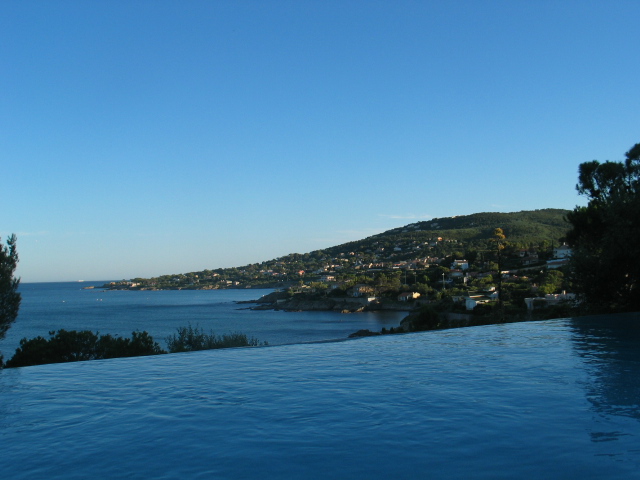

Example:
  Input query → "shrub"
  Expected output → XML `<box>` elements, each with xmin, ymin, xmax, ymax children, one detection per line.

<box><xmin>400</xmin><ymin>306</ymin><xmax>442</xmax><ymax>332</ymax></box>
<box><xmin>166</xmin><ymin>324</ymin><xmax>262</xmax><ymax>353</ymax></box>
<box><xmin>4</xmin><ymin>329</ymin><xmax>166</xmax><ymax>368</ymax></box>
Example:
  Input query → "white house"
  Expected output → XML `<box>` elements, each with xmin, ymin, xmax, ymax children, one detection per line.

<box><xmin>464</xmin><ymin>290</ymin><xmax>499</xmax><ymax>310</ymax></box>
<box><xmin>465</xmin><ymin>295</ymin><xmax>492</xmax><ymax>311</ymax></box>
<box><xmin>554</xmin><ymin>244</ymin><xmax>572</xmax><ymax>259</ymax></box>
<box><xmin>524</xmin><ymin>292</ymin><xmax>577</xmax><ymax>310</ymax></box>
<box><xmin>451</xmin><ymin>259</ymin><xmax>469</xmax><ymax>270</ymax></box>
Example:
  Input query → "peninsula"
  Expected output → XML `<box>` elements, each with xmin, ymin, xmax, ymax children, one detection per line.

<box><xmin>104</xmin><ymin>209</ymin><xmax>576</xmax><ymax>323</ymax></box>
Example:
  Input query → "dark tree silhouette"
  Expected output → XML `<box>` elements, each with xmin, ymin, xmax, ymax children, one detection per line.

<box><xmin>566</xmin><ymin>142</ymin><xmax>640</xmax><ymax>312</ymax></box>
<box><xmin>0</xmin><ymin>234</ymin><xmax>21</xmax><ymax>341</ymax></box>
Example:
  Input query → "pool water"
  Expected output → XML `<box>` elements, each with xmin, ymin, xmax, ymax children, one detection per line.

<box><xmin>1</xmin><ymin>315</ymin><xmax>639</xmax><ymax>479</ymax></box>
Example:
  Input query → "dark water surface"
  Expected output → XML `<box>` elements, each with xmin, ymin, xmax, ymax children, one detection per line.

<box><xmin>0</xmin><ymin>282</ymin><xmax>405</xmax><ymax>356</ymax></box>
<box><xmin>1</xmin><ymin>313</ymin><xmax>639</xmax><ymax>479</ymax></box>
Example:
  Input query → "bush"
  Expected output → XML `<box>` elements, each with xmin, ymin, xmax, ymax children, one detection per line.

<box><xmin>2</xmin><ymin>325</ymin><xmax>265</xmax><ymax>368</ymax></box>
<box><xmin>400</xmin><ymin>306</ymin><xmax>442</xmax><ymax>332</ymax></box>
<box><xmin>166</xmin><ymin>324</ymin><xmax>263</xmax><ymax>353</ymax></box>
<box><xmin>4</xmin><ymin>329</ymin><xmax>166</xmax><ymax>368</ymax></box>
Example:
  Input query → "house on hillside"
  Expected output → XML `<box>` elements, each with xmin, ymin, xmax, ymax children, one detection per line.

<box><xmin>547</xmin><ymin>244</ymin><xmax>572</xmax><ymax>268</ymax></box>
<box><xmin>554</xmin><ymin>244</ymin><xmax>572</xmax><ymax>259</ymax></box>
<box><xmin>522</xmin><ymin>252</ymin><xmax>539</xmax><ymax>266</ymax></box>
<box><xmin>524</xmin><ymin>292</ymin><xmax>576</xmax><ymax>310</ymax></box>
<box><xmin>398</xmin><ymin>292</ymin><xmax>421</xmax><ymax>302</ymax></box>
<box><xmin>349</xmin><ymin>284</ymin><xmax>374</xmax><ymax>298</ymax></box>
<box><xmin>464</xmin><ymin>290</ymin><xmax>499</xmax><ymax>311</ymax></box>
<box><xmin>451</xmin><ymin>259</ymin><xmax>469</xmax><ymax>270</ymax></box>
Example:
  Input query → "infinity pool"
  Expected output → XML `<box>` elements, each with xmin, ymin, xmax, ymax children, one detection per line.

<box><xmin>1</xmin><ymin>315</ymin><xmax>639</xmax><ymax>479</ymax></box>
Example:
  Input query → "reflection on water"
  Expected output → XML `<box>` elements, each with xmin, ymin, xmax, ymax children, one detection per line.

<box><xmin>0</xmin><ymin>316</ymin><xmax>639</xmax><ymax>479</ymax></box>
<box><xmin>570</xmin><ymin>313</ymin><xmax>640</xmax><ymax>422</ymax></box>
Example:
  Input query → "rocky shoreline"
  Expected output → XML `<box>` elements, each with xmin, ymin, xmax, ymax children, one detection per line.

<box><xmin>241</xmin><ymin>291</ymin><xmax>568</xmax><ymax>341</ymax></box>
<box><xmin>245</xmin><ymin>291</ymin><xmax>417</xmax><ymax>314</ymax></box>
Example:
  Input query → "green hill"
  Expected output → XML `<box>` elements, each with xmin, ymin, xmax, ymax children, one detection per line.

<box><xmin>321</xmin><ymin>208</ymin><xmax>570</xmax><ymax>258</ymax></box>
<box><xmin>115</xmin><ymin>209</ymin><xmax>571</xmax><ymax>290</ymax></box>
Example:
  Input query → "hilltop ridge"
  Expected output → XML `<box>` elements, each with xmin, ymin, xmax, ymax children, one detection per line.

<box><xmin>109</xmin><ymin>209</ymin><xmax>570</xmax><ymax>290</ymax></box>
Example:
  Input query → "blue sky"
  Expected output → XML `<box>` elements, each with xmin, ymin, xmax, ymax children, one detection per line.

<box><xmin>2</xmin><ymin>1</ymin><xmax>639</xmax><ymax>283</ymax></box>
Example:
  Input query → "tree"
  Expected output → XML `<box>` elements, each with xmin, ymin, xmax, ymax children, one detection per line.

<box><xmin>537</xmin><ymin>270</ymin><xmax>564</xmax><ymax>296</ymax></box>
<box><xmin>491</xmin><ymin>228</ymin><xmax>506</xmax><ymax>308</ymax></box>
<box><xmin>565</xmin><ymin>142</ymin><xmax>640</xmax><ymax>312</ymax></box>
<box><xmin>0</xmin><ymin>234</ymin><xmax>21</xmax><ymax>341</ymax></box>
<box><xmin>4</xmin><ymin>330</ymin><xmax>166</xmax><ymax>368</ymax></box>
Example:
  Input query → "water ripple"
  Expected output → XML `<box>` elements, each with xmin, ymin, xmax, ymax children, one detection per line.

<box><xmin>1</xmin><ymin>317</ymin><xmax>640</xmax><ymax>479</ymax></box>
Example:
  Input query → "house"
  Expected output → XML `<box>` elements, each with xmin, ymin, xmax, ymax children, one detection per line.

<box><xmin>349</xmin><ymin>284</ymin><xmax>374</xmax><ymax>298</ymax></box>
<box><xmin>464</xmin><ymin>294</ymin><xmax>492</xmax><ymax>311</ymax></box>
<box><xmin>524</xmin><ymin>292</ymin><xmax>577</xmax><ymax>310</ymax></box>
<box><xmin>398</xmin><ymin>292</ymin><xmax>421</xmax><ymax>302</ymax></box>
<box><xmin>449</xmin><ymin>269</ymin><xmax>465</xmax><ymax>278</ymax></box>
<box><xmin>464</xmin><ymin>290</ymin><xmax>499</xmax><ymax>311</ymax></box>
<box><xmin>451</xmin><ymin>259</ymin><xmax>469</xmax><ymax>270</ymax></box>
<box><xmin>554</xmin><ymin>244</ymin><xmax>572</xmax><ymax>259</ymax></box>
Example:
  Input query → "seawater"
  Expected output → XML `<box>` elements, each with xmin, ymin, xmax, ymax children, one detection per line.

<box><xmin>0</xmin><ymin>282</ymin><xmax>406</xmax><ymax>356</ymax></box>
<box><xmin>1</xmin><ymin>314</ymin><xmax>639</xmax><ymax>479</ymax></box>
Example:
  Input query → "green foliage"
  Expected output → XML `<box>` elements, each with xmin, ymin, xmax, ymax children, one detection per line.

<box><xmin>426</xmin><ymin>265</ymin><xmax>450</xmax><ymax>285</ymax></box>
<box><xmin>4</xmin><ymin>330</ymin><xmax>166</xmax><ymax>368</ymax></box>
<box><xmin>309</xmin><ymin>281</ymin><xmax>329</xmax><ymax>292</ymax></box>
<box><xmin>400</xmin><ymin>306</ymin><xmax>442</xmax><ymax>332</ymax></box>
<box><xmin>473</xmin><ymin>303</ymin><xmax>495</xmax><ymax>316</ymax></box>
<box><xmin>469</xmin><ymin>274</ymin><xmax>495</xmax><ymax>289</ymax></box>
<box><xmin>566</xmin><ymin>142</ymin><xmax>640</xmax><ymax>312</ymax></box>
<box><xmin>491</xmin><ymin>228</ymin><xmax>506</xmax><ymax>307</ymax></box>
<box><xmin>166</xmin><ymin>324</ymin><xmax>262</xmax><ymax>353</ymax></box>
<box><xmin>502</xmin><ymin>279</ymin><xmax>535</xmax><ymax>307</ymax></box>
<box><xmin>537</xmin><ymin>270</ymin><xmax>564</xmax><ymax>296</ymax></box>
<box><xmin>373</xmin><ymin>272</ymin><xmax>402</xmax><ymax>295</ymax></box>
<box><xmin>118</xmin><ymin>209</ymin><xmax>570</xmax><ymax>290</ymax></box>
<box><xmin>0</xmin><ymin>234</ymin><xmax>21</xmax><ymax>341</ymax></box>
<box><xmin>413</xmin><ymin>282</ymin><xmax>434</xmax><ymax>296</ymax></box>
<box><xmin>3</xmin><ymin>324</ymin><xmax>265</xmax><ymax>368</ymax></box>
<box><xmin>537</xmin><ymin>301</ymin><xmax>577</xmax><ymax>320</ymax></box>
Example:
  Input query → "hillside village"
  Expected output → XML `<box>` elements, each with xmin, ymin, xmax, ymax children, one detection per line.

<box><xmin>105</xmin><ymin>209</ymin><xmax>577</xmax><ymax>317</ymax></box>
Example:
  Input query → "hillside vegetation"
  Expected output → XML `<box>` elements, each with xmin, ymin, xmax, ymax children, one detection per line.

<box><xmin>109</xmin><ymin>209</ymin><xmax>570</xmax><ymax>290</ymax></box>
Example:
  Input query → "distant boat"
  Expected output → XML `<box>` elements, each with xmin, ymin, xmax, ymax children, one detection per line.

<box><xmin>78</xmin><ymin>280</ymin><xmax>85</xmax><ymax>283</ymax></box>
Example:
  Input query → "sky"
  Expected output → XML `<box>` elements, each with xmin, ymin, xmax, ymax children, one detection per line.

<box><xmin>2</xmin><ymin>0</ymin><xmax>639</xmax><ymax>283</ymax></box>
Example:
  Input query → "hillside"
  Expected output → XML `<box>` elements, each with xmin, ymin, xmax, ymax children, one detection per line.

<box><xmin>109</xmin><ymin>209</ymin><xmax>570</xmax><ymax>290</ymax></box>
<box><xmin>322</xmin><ymin>208</ymin><xmax>569</xmax><ymax>259</ymax></box>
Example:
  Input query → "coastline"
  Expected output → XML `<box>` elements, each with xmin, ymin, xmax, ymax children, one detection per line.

<box><xmin>247</xmin><ymin>291</ymin><xmax>416</xmax><ymax>314</ymax></box>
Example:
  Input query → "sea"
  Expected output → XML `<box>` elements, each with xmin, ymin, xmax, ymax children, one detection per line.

<box><xmin>0</xmin><ymin>281</ymin><xmax>406</xmax><ymax>356</ymax></box>
<box><xmin>1</xmin><ymin>282</ymin><xmax>639</xmax><ymax>479</ymax></box>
